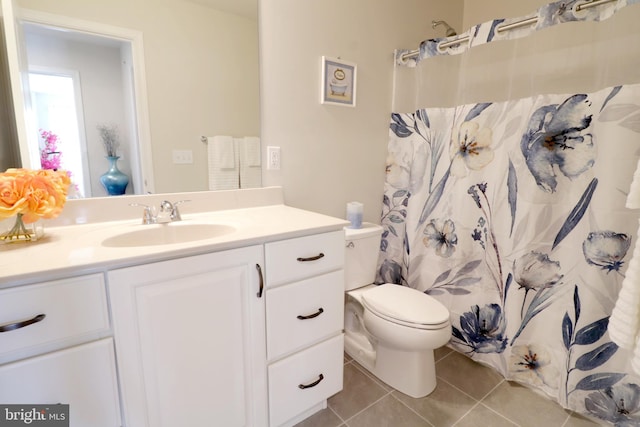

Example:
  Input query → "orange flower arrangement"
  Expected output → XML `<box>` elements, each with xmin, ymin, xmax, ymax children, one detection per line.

<box><xmin>0</xmin><ymin>168</ymin><xmax>70</xmax><ymax>242</ymax></box>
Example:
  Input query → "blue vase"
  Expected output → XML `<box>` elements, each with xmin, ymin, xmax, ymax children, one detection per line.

<box><xmin>100</xmin><ymin>156</ymin><xmax>129</xmax><ymax>196</ymax></box>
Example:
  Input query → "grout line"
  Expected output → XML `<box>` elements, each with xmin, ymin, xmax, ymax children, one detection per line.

<box><xmin>340</xmin><ymin>389</ymin><xmax>394</xmax><ymax>425</ymax></box>
<box><xmin>477</xmin><ymin>377</ymin><xmax>506</xmax><ymax>401</ymax></box>
<box><xmin>472</xmin><ymin>402</ymin><xmax>522</xmax><ymax>426</ymax></box>
<box><xmin>388</xmin><ymin>392</ymin><xmax>436</xmax><ymax>427</ymax></box>
<box><xmin>450</xmin><ymin>401</ymin><xmax>484</xmax><ymax>427</ymax></box>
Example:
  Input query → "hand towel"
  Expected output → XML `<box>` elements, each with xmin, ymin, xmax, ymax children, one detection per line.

<box><xmin>212</xmin><ymin>135</ymin><xmax>235</xmax><ymax>169</ymax></box>
<box><xmin>239</xmin><ymin>137</ymin><xmax>262</xmax><ymax>189</ymax></box>
<box><xmin>207</xmin><ymin>136</ymin><xmax>239</xmax><ymax>190</ymax></box>
<box><xmin>243</xmin><ymin>136</ymin><xmax>261</xmax><ymax>167</ymax></box>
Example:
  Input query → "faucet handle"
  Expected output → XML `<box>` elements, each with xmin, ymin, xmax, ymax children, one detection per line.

<box><xmin>171</xmin><ymin>200</ymin><xmax>191</xmax><ymax>221</ymax></box>
<box><xmin>129</xmin><ymin>203</ymin><xmax>156</xmax><ymax>224</ymax></box>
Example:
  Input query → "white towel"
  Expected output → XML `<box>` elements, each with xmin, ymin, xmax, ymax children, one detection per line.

<box><xmin>207</xmin><ymin>136</ymin><xmax>239</xmax><ymax>190</ymax></box>
<box><xmin>609</xmin><ymin>221</ymin><xmax>640</xmax><ymax>349</ymax></box>
<box><xmin>243</xmin><ymin>136</ymin><xmax>261</xmax><ymax>167</ymax></box>
<box><xmin>238</xmin><ymin>137</ymin><xmax>262</xmax><ymax>189</ymax></box>
<box><xmin>212</xmin><ymin>135</ymin><xmax>235</xmax><ymax>169</ymax></box>
<box><xmin>627</xmin><ymin>158</ymin><xmax>640</xmax><ymax>209</ymax></box>
<box><xmin>609</xmin><ymin>158</ymin><xmax>640</xmax><ymax>374</ymax></box>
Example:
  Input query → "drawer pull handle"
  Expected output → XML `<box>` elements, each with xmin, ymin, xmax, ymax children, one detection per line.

<box><xmin>297</xmin><ymin>308</ymin><xmax>324</xmax><ymax>320</ymax></box>
<box><xmin>256</xmin><ymin>264</ymin><xmax>264</xmax><ymax>298</ymax></box>
<box><xmin>296</xmin><ymin>253</ymin><xmax>325</xmax><ymax>262</ymax></box>
<box><xmin>0</xmin><ymin>314</ymin><xmax>46</xmax><ymax>333</ymax></box>
<box><xmin>299</xmin><ymin>374</ymin><xmax>324</xmax><ymax>390</ymax></box>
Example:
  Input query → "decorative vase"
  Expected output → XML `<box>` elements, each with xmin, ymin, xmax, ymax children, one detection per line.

<box><xmin>100</xmin><ymin>156</ymin><xmax>129</xmax><ymax>196</ymax></box>
<box><xmin>0</xmin><ymin>213</ymin><xmax>44</xmax><ymax>244</ymax></box>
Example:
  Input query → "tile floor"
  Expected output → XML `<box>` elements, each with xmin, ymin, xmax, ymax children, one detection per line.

<box><xmin>294</xmin><ymin>346</ymin><xmax>607</xmax><ymax>427</ymax></box>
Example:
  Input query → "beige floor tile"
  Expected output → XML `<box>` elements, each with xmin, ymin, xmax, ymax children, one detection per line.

<box><xmin>392</xmin><ymin>379</ymin><xmax>477</xmax><ymax>426</ymax></box>
<box><xmin>434</xmin><ymin>346</ymin><xmax>453</xmax><ymax>362</ymax></box>
<box><xmin>328</xmin><ymin>362</ymin><xmax>389</xmax><ymax>420</ymax></box>
<box><xmin>351</xmin><ymin>360</ymin><xmax>393</xmax><ymax>392</ymax></box>
<box><xmin>482</xmin><ymin>381</ymin><xmax>570</xmax><ymax>426</ymax></box>
<box><xmin>564</xmin><ymin>411</ymin><xmax>608</xmax><ymax>426</ymax></box>
<box><xmin>347</xmin><ymin>395</ymin><xmax>432</xmax><ymax>427</ymax></box>
<box><xmin>435</xmin><ymin>351</ymin><xmax>503</xmax><ymax>400</ymax></box>
<box><xmin>292</xmin><ymin>407</ymin><xmax>344</xmax><ymax>427</ymax></box>
<box><xmin>454</xmin><ymin>404</ymin><xmax>518</xmax><ymax>427</ymax></box>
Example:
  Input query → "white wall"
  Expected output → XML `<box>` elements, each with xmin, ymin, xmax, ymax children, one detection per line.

<box><xmin>260</xmin><ymin>0</ymin><xmax>464</xmax><ymax>223</ymax></box>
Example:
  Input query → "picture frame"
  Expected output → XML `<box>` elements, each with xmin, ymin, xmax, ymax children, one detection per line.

<box><xmin>321</xmin><ymin>56</ymin><xmax>357</xmax><ymax>107</ymax></box>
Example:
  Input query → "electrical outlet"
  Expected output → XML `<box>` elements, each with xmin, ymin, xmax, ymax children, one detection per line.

<box><xmin>267</xmin><ymin>146</ymin><xmax>281</xmax><ymax>170</ymax></box>
<box><xmin>172</xmin><ymin>150</ymin><xmax>193</xmax><ymax>164</ymax></box>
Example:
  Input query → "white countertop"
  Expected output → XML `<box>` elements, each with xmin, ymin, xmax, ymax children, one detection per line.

<box><xmin>0</xmin><ymin>190</ymin><xmax>349</xmax><ymax>287</ymax></box>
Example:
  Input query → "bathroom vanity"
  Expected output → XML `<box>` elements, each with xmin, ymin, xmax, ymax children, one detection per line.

<box><xmin>0</xmin><ymin>187</ymin><xmax>347</xmax><ymax>427</ymax></box>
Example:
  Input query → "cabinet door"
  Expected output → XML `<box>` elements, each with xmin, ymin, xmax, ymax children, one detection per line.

<box><xmin>108</xmin><ymin>246</ymin><xmax>267</xmax><ymax>427</ymax></box>
<box><xmin>0</xmin><ymin>338</ymin><xmax>121</xmax><ymax>427</ymax></box>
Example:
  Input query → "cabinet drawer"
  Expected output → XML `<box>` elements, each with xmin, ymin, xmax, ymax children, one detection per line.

<box><xmin>268</xmin><ymin>334</ymin><xmax>343</xmax><ymax>427</ymax></box>
<box><xmin>265</xmin><ymin>231</ymin><xmax>344</xmax><ymax>288</ymax></box>
<box><xmin>266</xmin><ymin>270</ymin><xmax>344</xmax><ymax>361</ymax></box>
<box><xmin>0</xmin><ymin>274</ymin><xmax>110</xmax><ymax>363</ymax></box>
<box><xmin>0</xmin><ymin>338</ymin><xmax>121</xmax><ymax>427</ymax></box>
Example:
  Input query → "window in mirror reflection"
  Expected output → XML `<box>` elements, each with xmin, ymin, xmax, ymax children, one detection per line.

<box><xmin>29</xmin><ymin>71</ymin><xmax>88</xmax><ymax>197</ymax></box>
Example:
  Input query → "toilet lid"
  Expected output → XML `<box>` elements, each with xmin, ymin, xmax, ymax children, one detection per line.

<box><xmin>361</xmin><ymin>284</ymin><xmax>450</xmax><ymax>330</ymax></box>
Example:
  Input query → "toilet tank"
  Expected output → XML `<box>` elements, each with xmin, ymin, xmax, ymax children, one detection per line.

<box><xmin>344</xmin><ymin>223</ymin><xmax>384</xmax><ymax>291</ymax></box>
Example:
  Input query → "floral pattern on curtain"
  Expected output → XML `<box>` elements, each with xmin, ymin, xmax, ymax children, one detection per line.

<box><xmin>378</xmin><ymin>84</ymin><xmax>640</xmax><ymax>424</ymax></box>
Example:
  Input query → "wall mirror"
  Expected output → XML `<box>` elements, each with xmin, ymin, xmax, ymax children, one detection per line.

<box><xmin>0</xmin><ymin>0</ymin><xmax>260</xmax><ymax>197</ymax></box>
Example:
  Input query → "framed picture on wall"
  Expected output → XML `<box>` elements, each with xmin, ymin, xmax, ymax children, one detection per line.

<box><xmin>321</xmin><ymin>56</ymin><xmax>357</xmax><ymax>107</ymax></box>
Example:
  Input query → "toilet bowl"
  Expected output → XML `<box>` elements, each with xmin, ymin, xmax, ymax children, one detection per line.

<box><xmin>344</xmin><ymin>223</ymin><xmax>451</xmax><ymax>398</ymax></box>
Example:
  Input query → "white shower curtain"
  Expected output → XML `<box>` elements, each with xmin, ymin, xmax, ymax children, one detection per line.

<box><xmin>380</xmin><ymin>1</ymin><xmax>640</xmax><ymax>424</ymax></box>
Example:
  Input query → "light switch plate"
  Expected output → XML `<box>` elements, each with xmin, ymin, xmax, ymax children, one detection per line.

<box><xmin>172</xmin><ymin>150</ymin><xmax>193</xmax><ymax>164</ymax></box>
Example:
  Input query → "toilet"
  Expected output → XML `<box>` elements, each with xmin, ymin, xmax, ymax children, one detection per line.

<box><xmin>344</xmin><ymin>223</ymin><xmax>451</xmax><ymax>398</ymax></box>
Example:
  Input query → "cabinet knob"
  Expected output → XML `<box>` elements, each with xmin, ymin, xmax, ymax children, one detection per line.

<box><xmin>298</xmin><ymin>373</ymin><xmax>324</xmax><ymax>390</ymax></box>
<box><xmin>0</xmin><ymin>313</ymin><xmax>46</xmax><ymax>333</ymax></box>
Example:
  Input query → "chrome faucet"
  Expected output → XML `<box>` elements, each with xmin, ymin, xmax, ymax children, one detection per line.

<box><xmin>130</xmin><ymin>200</ymin><xmax>190</xmax><ymax>224</ymax></box>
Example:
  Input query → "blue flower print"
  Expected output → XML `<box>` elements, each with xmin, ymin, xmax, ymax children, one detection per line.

<box><xmin>513</xmin><ymin>251</ymin><xmax>563</xmax><ymax>319</ymax></box>
<box><xmin>377</xmin><ymin>259</ymin><xmax>403</xmax><ymax>285</ymax></box>
<box><xmin>585</xmin><ymin>384</ymin><xmax>640</xmax><ymax>426</ymax></box>
<box><xmin>521</xmin><ymin>94</ymin><xmax>596</xmax><ymax>192</ymax></box>
<box><xmin>423</xmin><ymin>218</ymin><xmax>458</xmax><ymax>258</ymax></box>
<box><xmin>583</xmin><ymin>231</ymin><xmax>631</xmax><ymax>273</ymax></box>
<box><xmin>454</xmin><ymin>304</ymin><xmax>508</xmax><ymax>353</ymax></box>
<box><xmin>513</xmin><ymin>251</ymin><xmax>563</xmax><ymax>292</ymax></box>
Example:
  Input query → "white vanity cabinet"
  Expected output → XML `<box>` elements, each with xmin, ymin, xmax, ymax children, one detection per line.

<box><xmin>0</xmin><ymin>274</ymin><xmax>121</xmax><ymax>426</ymax></box>
<box><xmin>264</xmin><ymin>231</ymin><xmax>345</xmax><ymax>427</ymax></box>
<box><xmin>108</xmin><ymin>245</ymin><xmax>268</xmax><ymax>427</ymax></box>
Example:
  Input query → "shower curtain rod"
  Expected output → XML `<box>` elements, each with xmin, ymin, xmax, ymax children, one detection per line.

<box><xmin>399</xmin><ymin>0</ymin><xmax>617</xmax><ymax>62</ymax></box>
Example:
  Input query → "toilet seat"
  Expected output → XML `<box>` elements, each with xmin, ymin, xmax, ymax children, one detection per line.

<box><xmin>361</xmin><ymin>284</ymin><xmax>450</xmax><ymax>330</ymax></box>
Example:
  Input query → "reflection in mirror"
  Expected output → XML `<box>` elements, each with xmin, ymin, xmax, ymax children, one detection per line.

<box><xmin>24</xmin><ymin>23</ymin><xmax>140</xmax><ymax>197</ymax></box>
<box><xmin>0</xmin><ymin>0</ymin><xmax>260</xmax><ymax>196</ymax></box>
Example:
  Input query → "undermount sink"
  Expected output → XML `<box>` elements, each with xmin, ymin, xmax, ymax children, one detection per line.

<box><xmin>101</xmin><ymin>223</ymin><xmax>235</xmax><ymax>247</ymax></box>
